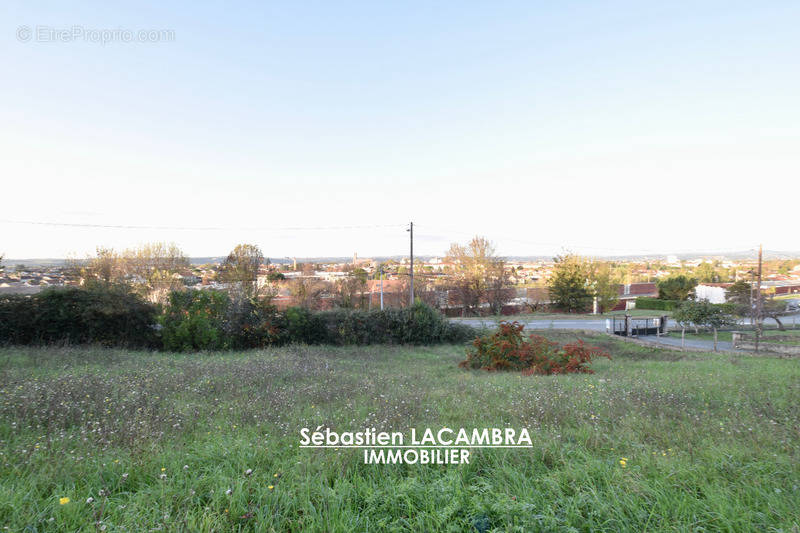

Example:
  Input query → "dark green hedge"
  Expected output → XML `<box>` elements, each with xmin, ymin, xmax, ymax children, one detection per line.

<box><xmin>635</xmin><ymin>297</ymin><xmax>679</xmax><ymax>312</ymax></box>
<box><xmin>1</xmin><ymin>285</ymin><xmax>474</xmax><ymax>350</ymax></box>
<box><xmin>0</xmin><ymin>284</ymin><xmax>159</xmax><ymax>347</ymax></box>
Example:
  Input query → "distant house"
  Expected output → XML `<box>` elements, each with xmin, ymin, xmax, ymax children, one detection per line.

<box><xmin>695</xmin><ymin>283</ymin><xmax>732</xmax><ymax>304</ymax></box>
<box><xmin>612</xmin><ymin>282</ymin><xmax>659</xmax><ymax>310</ymax></box>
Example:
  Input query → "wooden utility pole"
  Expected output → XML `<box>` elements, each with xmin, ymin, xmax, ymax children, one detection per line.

<box><xmin>408</xmin><ymin>222</ymin><xmax>414</xmax><ymax>306</ymax></box>
<box><xmin>755</xmin><ymin>244</ymin><xmax>763</xmax><ymax>352</ymax></box>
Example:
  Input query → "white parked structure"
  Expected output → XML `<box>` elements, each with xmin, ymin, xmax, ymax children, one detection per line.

<box><xmin>694</xmin><ymin>284</ymin><xmax>727</xmax><ymax>304</ymax></box>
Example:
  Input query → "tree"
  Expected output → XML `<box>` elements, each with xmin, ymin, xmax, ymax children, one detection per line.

<box><xmin>84</xmin><ymin>247</ymin><xmax>125</xmax><ymax>284</ymax></box>
<box><xmin>121</xmin><ymin>242</ymin><xmax>190</xmax><ymax>302</ymax></box>
<box><xmin>219</xmin><ymin>244</ymin><xmax>265</xmax><ymax>298</ymax></box>
<box><xmin>725</xmin><ymin>280</ymin><xmax>752</xmax><ymax>317</ymax></box>
<box><xmin>673</xmin><ymin>300</ymin><xmax>736</xmax><ymax>351</ymax></box>
<box><xmin>332</xmin><ymin>275</ymin><xmax>367</xmax><ymax>308</ymax></box>
<box><xmin>485</xmin><ymin>260</ymin><xmax>513</xmax><ymax>315</ymax></box>
<box><xmin>588</xmin><ymin>261</ymin><xmax>620</xmax><ymax>313</ymax></box>
<box><xmin>694</xmin><ymin>262</ymin><xmax>720</xmax><ymax>283</ymax></box>
<box><xmin>762</xmin><ymin>299</ymin><xmax>788</xmax><ymax>331</ymax></box>
<box><xmin>289</xmin><ymin>277</ymin><xmax>327</xmax><ymax>309</ymax></box>
<box><xmin>656</xmin><ymin>275</ymin><xmax>697</xmax><ymax>301</ymax></box>
<box><xmin>726</xmin><ymin>280</ymin><xmax>788</xmax><ymax>331</ymax></box>
<box><xmin>548</xmin><ymin>253</ymin><xmax>592</xmax><ymax>313</ymax></box>
<box><xmin>445</xmin><ymin>236</ymin><xmax>511</xmax><ymax>316</ymax></box>
<box><xmin>267</xmin><ymin>271</ymin><xmax>285</xmax><ymax>282</ymax></box>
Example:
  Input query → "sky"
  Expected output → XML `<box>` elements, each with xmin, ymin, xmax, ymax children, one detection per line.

<box><xmin>1</xmin><ymin>1</ymin><xmax>799</xmax><ymax>260</ymax></box>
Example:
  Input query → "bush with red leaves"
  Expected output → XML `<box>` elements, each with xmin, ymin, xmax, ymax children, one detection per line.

<box><xmin>459</xmin><ymin>321</ymin><xmax>611</xmax><ymax>375</ymax></box>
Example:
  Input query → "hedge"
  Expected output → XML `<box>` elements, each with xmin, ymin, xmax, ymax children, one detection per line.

<box><xmin>1</xmin><ymin>285</ymin><xmax>475</xmax><ymax>350</ymax></box>
<box><xmin>0</xmin><ymin>283</ymin><xmax>159</xmax><ymax>348</ymax></box>
<box><xmin>634</xmin><ymin>297</ymin><xmax>680</xmax><ymax>312</ymax></box>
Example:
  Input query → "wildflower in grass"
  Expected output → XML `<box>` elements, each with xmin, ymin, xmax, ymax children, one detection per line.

<box><xmin>183</xmin><ymin>465</ymin><xmax>189</xmax><ymax>470</ymax></box>
<box><xmin>160</xmin><ymin>474</ymin><xmax>167</xmax><ymax>480</ymax></box>
<box><xmin>161</xmin><ymin>467</ymin><xmax>166</xmax><ymax>472</ymax></box>
<box><xmin>268</xmin><ymin>485</ymin><xmax>274</xmax><ymax>490</ymax></box>
<box><xmin>86</xmin><ymin>497</ymin><xmax>94</xmax><ymax>504</ymax></box>
<box><xmin>225</xmin><ymin>489</ymin><xmax>232</xmax><ymax>496</ymax></box>
<box><xmin>273</xmin><ymin>473</ymin><xmax>278</xmax><ymax>478</ymax></box>
<box><xmin>245</xmin><ymin>469</ymin><xmax>253</xmax><ymax>476</ymax></box>
<box><xmin>121</xmin><ymin>473</ymin><xmax>129</xmax><ymax>482</ymax></box>
<box><xmin>619</xmin><ymin>458</ymin><xmax>627</xmax><ymax>468</ymax></box>
<box><xmin>59</xmin><ymin>497</ymin><xmax>70</xmax><ymax>505</ymax></box>
<box><xmin>98</xmin><ymin>489</ymin><xmax>106</xmax><ymax>497</ymax></box>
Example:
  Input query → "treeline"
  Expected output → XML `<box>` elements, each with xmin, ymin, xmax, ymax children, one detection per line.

<box><xmin>71</xmin><ymin>238</ymin><xmax>521</xmax><ymax>316</ymax></box>
<box><xmin>0</xmin><ymin>283</ymin><xmax>475</xmax><ymax>350</ymax></box>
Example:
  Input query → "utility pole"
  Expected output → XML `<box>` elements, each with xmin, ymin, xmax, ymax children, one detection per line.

<box><xmin>755</xmin><ymin>244</ymin><xmax>763</xmax><ymax>352</ymax></box>
<box><xmin>407</xmin><ymin>221</ymin><xmax>414</xmax><ymax>306</ymax></box>
<box><xmin>379</xmin><ymin>266</ymin><xmax>384</xmax><ymax>311</ymax></box>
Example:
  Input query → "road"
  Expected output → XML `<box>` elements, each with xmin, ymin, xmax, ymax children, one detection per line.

<box><xmin>453</xmin><ymin>313</ymin><xmax>800</xmax><ymax>353</ymax></box>
<box><xmin>454</xmin><ymin>317</ymin><xmax>678</xmax><ymax>332</ymax></box>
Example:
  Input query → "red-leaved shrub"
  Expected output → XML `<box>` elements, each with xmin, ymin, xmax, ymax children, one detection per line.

<box><xmin>459</xmin><ymin>321</ymin><xmax>610</xmax><ymax>375</ymax></box>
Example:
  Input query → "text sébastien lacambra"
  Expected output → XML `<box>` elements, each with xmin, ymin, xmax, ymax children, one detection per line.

<box><xmin>300</xmin><ymin>427</ymin><xmax>533</xmax><ymax>464</ymax></box>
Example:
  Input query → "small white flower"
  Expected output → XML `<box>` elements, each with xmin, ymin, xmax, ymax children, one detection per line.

<box><xmin>225</xmin><ymin>488</ymin><xmax>232</xmax><ymax>496</ymax></box>
<box><xmin>183</xmin><ymin>465</ymin><xmax>189</xmax><ymax>470</ymax></box>
<box><xmin>160</xmin><ymin>473</ymin><xmax>167</xmax><ymax>480</ymax></box>
<box><xmin>245</xmin><ymin>469</ymin><xmax>253</xmax><ymax>476</ymax></box>
<box><xmin>86</xmin><ymin>497</ymin><xmax>94</xmax><ymax>504</ymax></box>
<box><xmin>98</xmin><ymin>489</ymin><xmax>106</xmax><ymax>497</ymax></box>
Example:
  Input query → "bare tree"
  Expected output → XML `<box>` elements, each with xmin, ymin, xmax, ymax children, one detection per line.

<box><xmin>485</xmin><ymin>260</ymin><xmax>514</xmax><ymax>315</ymax></box>
<box><xmin>83</xmin><ymin>247</ymin><xmax>125</xmax><ymax>284</ymax></box>
<box><xmin>219</xmin><ymin>243</ymin><xmax>265</xmax><ymax>299</ymax></box>
<box><xmin>445</xmin><ymin>236</ymin><xmax>511</xmax><ymax>316</ymax></box>
<box><xmin>332</xmin><ymin>275</ymin><xmax>367</xmax><ymax>308</ymax></box>
<box><xmin>122</xmin><ymin>242</ymin><xmax>190</xmax><ymax>302</ymax></box>
<box><xmin>289</xmin><ymin>277</ymin><xmax>328</xmax><ymax>309</ymax></box>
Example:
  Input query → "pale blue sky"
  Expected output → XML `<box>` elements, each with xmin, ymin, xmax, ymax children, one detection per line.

<box><xmin>2</xmin><ymin>1</ymin><xmax>798</xmax><ymax>258</ymax></box>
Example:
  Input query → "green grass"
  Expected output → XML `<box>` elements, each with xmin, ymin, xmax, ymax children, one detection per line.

<box><xmin>1</xmin><ymin>335</ymin><xmax>799</xmax><ymax>532</ymax></box>
<box><xmin>679</xmin><ymin>328</ymin><xmax>800</xmax><ymax>344</ymax></box>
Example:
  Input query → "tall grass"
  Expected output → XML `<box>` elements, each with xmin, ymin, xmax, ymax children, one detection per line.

<box><xmin>1</xmin><ymin>333</ymin><xmax>798</xmax><ymax>531</ymax></box>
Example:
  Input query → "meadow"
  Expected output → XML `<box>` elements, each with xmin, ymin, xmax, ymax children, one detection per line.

<box><xmin>1</xmin><ymin>332</ymin><xmax>799</xmax><ymax>532</ymax></box>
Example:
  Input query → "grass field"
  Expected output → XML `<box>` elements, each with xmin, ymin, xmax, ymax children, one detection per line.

<box><xmin>1</xmin><ymin>334</ymin><xmax>799</xmax><ymax>532</ymax></box>
<box><xmin>678</xmin><ymin>328</ymin><xmax>800</xmax><ymax>345</ymax></box>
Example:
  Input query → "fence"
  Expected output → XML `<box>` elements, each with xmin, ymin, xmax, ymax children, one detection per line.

<box><xmin>607</xmin><ymin>315</ymin><xmax>669</xmax><ymax>337</ymax></box>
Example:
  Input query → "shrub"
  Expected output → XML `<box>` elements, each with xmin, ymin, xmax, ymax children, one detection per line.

<box><xmin>635</xmin><ymin>297</ymin><xmax>679</xmax><ymax>311</ymax></box>
<box><xmin>0</xmin><ymin>283</ymin><xmax>158</xmax><ymax>348</ymax></box>
<box><xmin>460</xmin><ymin>321</ymin><xmax>610</xmax><ymax>375</ymax></box>
<box><xmin>224</xmin><ymin>297</ymin><xmax>286</xmax><ymax>349</ymax></box>
<box><xmin>303</xmin><ymin>303</ymin><xmax>475</xmax><ymax>346</ymax></box>
<box><xmin>1</xmin><ymin>289</ymin><xmax>474</xmax><ymax>350</ymax></box>
<box><xmin>285</xmin><ymin>307</ymin><xmax>330</xmax><ymax>344</ymax></box>
<box><xmin>160</xmin><ymin>290</ymin><xmax>230</xmax><ymax>351</ymax></box>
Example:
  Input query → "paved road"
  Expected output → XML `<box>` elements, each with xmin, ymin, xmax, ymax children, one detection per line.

<box><xmin>455</xmin><ymin>314</ymin><xmax>800</xmax><ymax>333</ymax></box>
<box><xmin>454</xmin><ymin>317</ymin><xmax>678</xmax><ymax>332</ymax></box>
<box><xmin>453</xmin><ymin>313</ymin><xmax>800</xmax><ymax>353</ymax></box>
